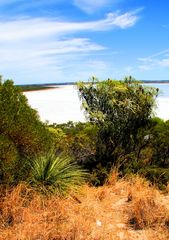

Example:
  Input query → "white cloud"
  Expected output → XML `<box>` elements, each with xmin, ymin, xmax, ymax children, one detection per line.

<box><xmin>159</xmin><ymin>59</ymin><xmax>169</xmax><ymax>67</ymax></box>
<box><xmin>0</xmin><ymin>9</ymin><xmax>140</xmax><ymax>83</ymax></box>
<box><xmin>138</xmin><ymin>49</ymin><xmax>169</xmax><ymax>71</ymax></box>
<box><xmin>0</xmin><ymin>38</ymin><xmax>104</xmax><ymax>70</ymax></box>
<box><xmin>0</xmin><ymin>36</ymin><xmax>106</xmax><ymax>83</ymax></box>
<box><xmin>139</xmin><ymin>49</ymin><xmax>169</xmax><ymax>60</ymax></box>
<box><xmin>0</xmin><ymin>10</ymin><xmax>139</xmax><ymax>42</ymax></box>
<box><xmin>38</xmin><ymin>39</ymin><xmax>105</xmax><ymax>56</ymax></box>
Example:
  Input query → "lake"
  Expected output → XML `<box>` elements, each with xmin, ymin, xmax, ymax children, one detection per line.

<box><xmin>24</xmin><ymin>83</ymin><xmax>169</xmax><ymax>124</ymax></box>
<box><xmin>144</xmin><ymin>83</ymin><xmax>169</xmax><ymax>98</ymax></box>
<box><xmin>24</xmin><ymin>85</ymin><xmax>86</xmax><ymax>123</ymax></box>
<box><xmin>145</xmin><ymin>83</ymin><xmax>169</xmax><ymax>121</ymax></box>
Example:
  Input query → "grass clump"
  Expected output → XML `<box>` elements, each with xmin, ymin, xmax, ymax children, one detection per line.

<box><xmin>125</xmin><ymin>176</ymin><xmax>169</xmax><ymax>230</ymax></box>
<box><xmin>30</xmin><ymin>154</ymin><xmax>88</xmax><ymax>195</ymax></box>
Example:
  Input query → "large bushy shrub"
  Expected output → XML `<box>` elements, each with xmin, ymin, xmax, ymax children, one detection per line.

<box><xmin>77</xmin><ymin>77</ymin><xmax>158</xmax><ymax>184</ymax></box>
<box><xmin>0</xmin><ymin>78</ymin><xmax>54</xmax><ymax>183</ymax></box>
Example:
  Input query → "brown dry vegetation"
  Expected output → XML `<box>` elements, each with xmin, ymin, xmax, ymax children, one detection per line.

<box><xmin>0</xmin><ymin>175</ymin><xmax>169</xmax><ymax>240</ymax></box>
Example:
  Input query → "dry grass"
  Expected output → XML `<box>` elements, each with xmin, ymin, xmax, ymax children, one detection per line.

<box><xmin>0</xmin><ymin>174</ymin><xmax>169</xmax><ymax>240</ymax></box>
<box><xmin>123</xmin><ymin>176</ymin><xmax>168</xmax><ymax>229</ymax></box>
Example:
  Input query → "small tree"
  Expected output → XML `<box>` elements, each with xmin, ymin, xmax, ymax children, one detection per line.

<box><xmin>77</xmin><ymin>77</ymin><xmax>158</xmax><ymax>174</ymax></box>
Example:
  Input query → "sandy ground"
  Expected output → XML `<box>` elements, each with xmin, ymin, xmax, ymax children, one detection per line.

<box><xmin>24</xmin><ymin>85</ymin><xmax>169</xmax><ymax>124</ymax></box>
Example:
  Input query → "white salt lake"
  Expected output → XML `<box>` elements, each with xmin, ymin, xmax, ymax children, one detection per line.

<box><xmin>24</xmin><ymin>84</ymin><xmax>169</xmax><ymax>124</ymax></box>
<box><xmin>24</xmin><ymin>85</ymin><xmax>86</xmax><ymax>124</ymax></box>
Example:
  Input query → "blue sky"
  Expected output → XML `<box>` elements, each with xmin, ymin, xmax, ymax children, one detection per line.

<box><xmin>0</xmin><ymin>0</ymin><xmax>169</xmax><ymax>84</ymax></box>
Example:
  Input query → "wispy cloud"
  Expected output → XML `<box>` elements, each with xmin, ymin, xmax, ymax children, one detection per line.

<box><xmin>139</xmin><ymin>49</ymin><xmax>169</xmax><ymax>61</ymax></box>
<box><xmin>138</xmin><ymin>49</ymin><xmax>169</xmax><ymax>71</ymax></box>
<box><xmin>159</xmin><ymin>59</ymin><xmax>169</xmax><ymax>67</ymax></box>
<box><xmin>0</xmin><ymin>0</ymin><xmax>121</xmax><ymax>19</ymax></box>
<box><xmin>73</xmin><ymin>0</ymin><xmax>112</xmax><ymax>13</ymax></box>
<box><xmin>162</xmin><ymin>24</ymin><xmax>169</xmax><ymax>29</ymax></box>
<box><xmin>0</xmin><ymin>7</ymin><xmax>141</xmax><ymax>83</ymax></box>
<box><xmin>0</xmin><ymin>10</ymin><xmax>139</xmax><ymax>42</ymax></box>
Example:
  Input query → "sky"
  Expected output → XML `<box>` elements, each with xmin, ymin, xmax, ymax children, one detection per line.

<box><xmin>0</xmin><ymin>0</ymin><xmax>169</xmax><ymax>84</ymax></box>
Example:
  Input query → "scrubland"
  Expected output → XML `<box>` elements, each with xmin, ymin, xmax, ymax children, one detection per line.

<box><xmin>1</xmin><ymin>77</ymin><xmax>169</xmax><ymax>239</ymax></box>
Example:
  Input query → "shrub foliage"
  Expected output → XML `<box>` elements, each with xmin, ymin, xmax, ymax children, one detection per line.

<box><xmin>0</xmin><ymin>78</ymin><xmax>54</xmax><ymax>183</ymax></box>
<box><xmin>77</xmin><ymin>77</ymin><xmax>158</xmax><ymax>183</ymax></box>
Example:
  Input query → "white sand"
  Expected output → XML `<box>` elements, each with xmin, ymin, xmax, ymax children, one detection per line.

<box><xmin>24</xmin><ymin>85</ymin><xmax>169</xmax><ymax>124</ymax></box>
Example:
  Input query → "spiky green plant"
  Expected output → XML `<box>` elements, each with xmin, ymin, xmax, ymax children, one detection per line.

<box><xmin>30</xmin><ymin>154</ymin><xmax>88</xmax><ymax>195</ymax></box>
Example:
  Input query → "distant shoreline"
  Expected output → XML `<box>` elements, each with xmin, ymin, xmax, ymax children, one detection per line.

<box><xmin>143</xmin><ymin>81</ymin><xmax>169</xmax><ymax>84</ymax></box>
<box><xmin>18</xmin><ymin>80</ymin><xmax>169</xmax><ymax>92</ymax></box>
<box><xmin>19</xmin><ymin>85</ymin><xmax>59</xmax><ymax>92</ymax></box>
<box><xmin>17</xmin><ymin>80</ymin><xmax>169</xmax><ymax>90</ymax></box>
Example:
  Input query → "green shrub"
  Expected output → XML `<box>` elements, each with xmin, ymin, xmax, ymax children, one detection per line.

<box><xmin>30</xmin><ymin>154</ymin><xmax>88</xmax><ymax>195</ymax></box>
<box><xmin>0</xmin><ymin>135</ymin><xmax>18</xmax><ymax>183</ymax></box>
<box><xmin>139</xmin><ymin>167</ymin><xmax>169</xmax><ymax>189</ymax></box>
<box><xmin>50</xmin><ymin>122</ymin><xmax>97</xmax><ymax>165</ymax></box>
